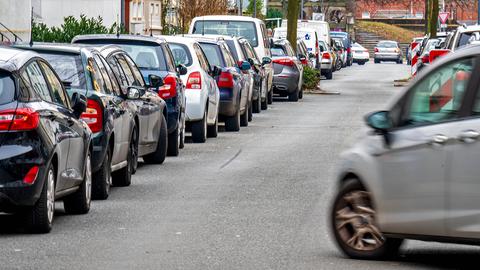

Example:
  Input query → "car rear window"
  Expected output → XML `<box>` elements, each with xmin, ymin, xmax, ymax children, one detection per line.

<box><xmin>193</xmin><ymin>20</ymin><xmax>258</xmax><ymax>47</ymax></box>
<box><xmin>40</xmin><ymin>53</ymin><xmax>86</xmax><ymax>89</ymax></box>
<box><xmin>169</xmin><ymin>43</ymin><xmax>192</xmax><ymax>67</ymax></box>
<box><xmin>271</xmin><ymin>46</ymin><xmax>287</xmax><ymax>57</ymax></box>
<box><xmin>198</xmin><ymin>42</ymin><xmax>225</xmax><ymax>67</ymax></box>
<box><xmin>225</xmin><ymin>40</ymin><xmax>240</xmax><ymax>62</ymax></box>
<box><xmin>0</xmin><ymin>70</ymin><xmax>15</xmax><ymax>105</ymax></box>
<box><xmin>378</xmin><ymin>42</ymin><xmax>397</xmax><ymax>48</ymax></box>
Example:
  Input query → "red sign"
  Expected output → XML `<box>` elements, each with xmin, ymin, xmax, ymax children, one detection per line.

<box><xmin>439</xmin><ymin>12</ymin><xmax>449</xmax><ymax>24</ymax></box>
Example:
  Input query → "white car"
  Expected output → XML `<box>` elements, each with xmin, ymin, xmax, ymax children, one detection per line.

<box><xmin>351</xmin><ymin>43</ymin><xmax>369</xmax><ymax>65</ymax></box>
<box><xmin>273</xmin><ymin>27</ymin><xmax>321</xmax><ymax>70</ymax></box>
<box><xmin>161</xmin><ymin>35</ymin><xmax>220</xmax><ymax>143</ymax></box>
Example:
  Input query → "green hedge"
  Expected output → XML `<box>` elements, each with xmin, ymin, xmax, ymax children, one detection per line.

<box><xmin>302</xmin><ymin>66</ymin><xmax>320</xmax><ymax>90</ymax></box>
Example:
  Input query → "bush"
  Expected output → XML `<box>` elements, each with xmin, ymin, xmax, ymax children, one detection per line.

<box><xmin>302</xmin><ymin>66</ymin><xmax>320</xmax><ymax>90</ymax></box>
<box><xmin>32</xmin><ymin>15</ymin><xmax>126</xmax><ymax>43</ymax></box>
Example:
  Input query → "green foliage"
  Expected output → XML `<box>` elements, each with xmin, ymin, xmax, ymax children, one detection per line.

<box><xmin>246</xmin><ymin>0</ymin><xmax>263</xmax><ymax>18</ymax></box>
<box><xmin>302</xmin><ymin>66</ymin><xmax>320</xmax><ymax>90</ymax></box>
<box><xmin>266</xmin><ymin>8</ymin><xmax>283</xmax><ymax>29</ymax></box>
<box><xmin>32</xmin><ymin>15</ymin><xmax>126</xmax><ymax>43</ymax></box>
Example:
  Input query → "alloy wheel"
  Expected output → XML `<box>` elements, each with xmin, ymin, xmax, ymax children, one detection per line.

<box><xmin>46</xmin><ymin>169</ymin><xmax>55</xmax><ymax>224</ymax></box>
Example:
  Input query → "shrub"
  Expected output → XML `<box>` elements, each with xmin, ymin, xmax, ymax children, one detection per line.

<box><xmin>302</xmin><ymin>66</ymin><xmax>320</xmax><ymax>90</ymax></box>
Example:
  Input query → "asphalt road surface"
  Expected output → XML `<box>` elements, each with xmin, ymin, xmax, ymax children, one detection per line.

<box><xmin>1</xmin><ymin>61</ymin><xmax>479</xmax><ymax>270</ymax></box>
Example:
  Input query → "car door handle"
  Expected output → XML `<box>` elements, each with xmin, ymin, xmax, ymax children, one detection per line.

<box><xmin>459</xmin><ymin>130</ymin><xmax>480</xmax><ymax>143</ymax></box>
<box><xmin>430</xmin><ymin>134</ymin><xmax>449</xmax><ymax>145</ymax></box>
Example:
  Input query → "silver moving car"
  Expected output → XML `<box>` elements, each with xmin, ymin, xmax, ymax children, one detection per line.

<box><xmin>271</xmin><ymin>39</ymin><xmax>304</xmax><ymax>102</ymax></box>
<box><xmin>374</xmin><ymin>40</ymin><xmax>403</xmax><ymax>64</ymax></box>
<box><xmin>331</xmin><ymin>45</ymin><xmax>480</xmax><ymax>260</ymax></box>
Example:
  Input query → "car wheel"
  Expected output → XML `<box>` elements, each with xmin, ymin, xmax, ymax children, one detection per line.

<box><xmin>261</xmin><ymin>97</ymin><xmax>268</xmax><ymax>110</ymax></box>
<box><xmin>331</xmin><ymin>178</ymin><xmax>403</xmax><ymax>260</ymax></box>
<box><xmin>23</xmin><ymin>163</ymin><xmax>56</xmax><ymax>233</ymax></box>
<box><xmin>374</xmin><ymin>59</ymin><xmax>380</xmax><ymax>64</ymax></box>
<box><xmin>359</xmin><ymin>62</ymin><xmax>366</xmax><ymax>66</ymax></box>
<box><xmin>252</xmin><ymin>97</ymin><xmax>261</xmax><ymax>113</ymax></box>
<box><xmin>167</xmin><ymin>126</ymin><xmax>180</xmax><ymax>157</ymax></box>
<box><xmin>240</xmin><ymin>102</ymin><xmax>249</xmax><ymax>127</ymax></box>
<box><xmin>179</xmin><ymin>116</ymin><xmax>185</xmax><ymax>149</ymax></box>
<box><xmin>92</xmin><ymin>146</ymin><xmax>111</xmax><ymax>200</ymax></box>
<box><xmin>325</xmin><ymin>69</ymin><xmax>333</xmax><ymax>80</ymax></box>
<box><xmin>299</xmin><ymin>88</ymin><xmax>303</xmax><ymax>99</ymax></box>
<box><xmin>64</xmin><ymin>152</ymin><xmax>92</xmax><ymax>214</ymax></box>
<box><xmin>112</xmin><ymin>130</ymin><xmax>135</xmax><ymax>187</ymax></box>
<box><xmin>267</xmin><ymin>88</ymin><xmax>273</xmax><ymax>104</ymax></box>
<box><xmin>288</xmin><ymin>88</ymin><xmax>299</xmax><ymax>102</ymax></box>
<box><xmin>225</xmin><ymin>107</ymin><xmax>240</xmax><ymax>132</ymax></box>
<box><xmin>131</xmin><ymin>128</ymin><xmax>139</xmax><ymax>174</ymax></box>
<box><xmin>247</xmin><ymin>100</ymin><xmax>253</xmax><ymax>122</ymax></box>
<box><xmin>143</xmin><ymin>115</ymin><xmax>168</xmax><ymax>164</ymax></box>
<box><xmin>397</xmin><ymin>59</ymin><xmax>403</xmax><ymax>64</ymax></box>
<box><xmin>191</xmin><ymin>110</ymin><xmax>207</xmax><ymax>143</ymax></box>
<box><xmin>207</xmin><ymin>114</ymin><xmax>218</xmax><ymax>138</ymax></box>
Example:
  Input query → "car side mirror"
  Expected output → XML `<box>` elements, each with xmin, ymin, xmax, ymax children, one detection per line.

<box><xmin>365</xmin><ymin>111</ymin><xmax>392</xmax><ymax>132</ymax></box>
<box><xmin>148</xmin><ymin>74</ymin><xmax>164</xmax><ymax>88</ymax></box>
<box><xmin>176</xmin><ymin>64</ymin><xmax>188</xmax><ymax>76</ymax></box>
<box><xmin>247</xmin><ymin>58</ymin><xmax>255</xmax><ymax>66</ymax></box>
<box><xmin>239</xmin><ymin>61</ymin><xmax>251</xmax><ymax>71</ymax></box>
<box><xmin>71</xmin><ymin>92</ymin><xmax>87</xmax><ymax>119</ymax></box>
<box><xmin>308</xmin><ymin>52</ymin><xmax>315</xmax><ymax>58</ymax></box>
<box><xmin>211</xmin><ymin>65</ymin><xmax>222</xmax><ymax>77</ymax></box>
<box><xmin>298</xmin><ymin>54</ymin><xmax>306</xmax><ymax>61</ymax></box>
<box><xmin>262</xmin><ymin>56</ymin><xmax>272</xmax><ymax>65</ymax></box>
<box><xmin>127</xmin><ymin>87</ymin><xmax>142</xmax><ymax>99</ymax></box>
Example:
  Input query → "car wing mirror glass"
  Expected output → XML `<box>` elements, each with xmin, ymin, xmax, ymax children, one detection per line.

<box><xmin>211</xmin><ymin>65</ymin><xmax>222</xmax><ymax>77</ymax></box>
<box><xmin>365</xmin><ymin>111</ymin><xmax>392</xmax><ymax>131</ymax></box>
<box><xmin>262</xmin><ymin>56</ymin><xmax>272</xmax><ymax>65</ymax></box>
<box><xmin>71</xmin><ymin>92</ymin><xmax>87</xmax><ymax>119</ymax></box>
<box><xmin>176</xmin><ymin>64</ymin><xmax>188</xmax><ymax>76</ymax></box>
<box><xmin>148</xmin><ymin>74</ymin><xmax>164</xmax><ymax>88</ymax></box>
<box><xmin>127</xmin><ymin>87</ymin><xmax>141</xmax><ymax>99</ymax></box>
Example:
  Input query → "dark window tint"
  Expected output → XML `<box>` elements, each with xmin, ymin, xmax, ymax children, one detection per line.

<box><xmin>124</xmin><ymin>54</ymin><xmax>146</xmax><ymax>87</ymax></box>
<box><xmin>169</xmin><ymin>43</ymin><xmax>192</xmax><ymax>66</ymax></box>
<box><xmin>162</xmin><ymin>44</ymin><xmax>176</xmax><ymax>72</ymax></box>
<box><xmin>39</xmin><ymin>61</ymin><xmax>69</xmax><ymax>107</ymax></box>
<box><xmin>221</xmin><ymin>43</ymin><xmax>236</xmax><ymax>67</ymax></box>
<box><xmin>87</xmin><ymin>58</ymin><xmax>107</xmax><ymax>94</ymax></box>
<box><xmin>98</xmin><ymin>55</ymin><xmax>122</xmax><ymax>95</ymax></box>
<box><xmin>117</xmin><ymin>43</ymin><xmax>166</xmax><ymax>71</ymax></box>
<box><xmin>108</xmin><ymin>55</ymin><xmax>129</xmax><ymax>88</ymax></box>
<box><xmin>93</xmin><ymin>54</ymin><xmax>113</xmax><ymax>94</ymax></box>
<box><xmin>40</xmin><ymin>53</ymin><xmax>86</xmax><ymax>89</ymax></box>
<box><xmin>194</xmin><ymin>44</ymin><xmax>210</xmax><ymax>72</ymax></box>
<box><xmin>193</xmin><ymin>20</ymin><xmax>258</xmax><ymax>47</ymax></box>
<box><xmin>25</xmin><ymin>61</ymin><xmax>52</xmax><ymax>102</ymax></box>
<box><xmin>0</xmin><ymin>70</ymin><xmax>15</xmax><ymax>105</ymax></box>
<box><xmin>225</xmin><ymin>40</ymin><xmax>239</xmax><ymax>62</ymax></box>
<box><xmin>117</xmin><ymin>55</ymin><xmax>136</xmax><ymax>86</ymax></box>
<box><xmin>199</xmin><ymin>42</ymin><xmax>225</xmax><ymax>67</ymax></box>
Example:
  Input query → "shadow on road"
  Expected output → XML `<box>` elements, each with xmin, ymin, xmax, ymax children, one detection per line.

<box><xmin>0</xmin><ymin>209</ymin><xmax>67</xmax><ymax>235</ymax></box>
<box><xmin>395</xmin><ymin>249</ymin><xmax>480</xmax><ymax>269</ymax></box>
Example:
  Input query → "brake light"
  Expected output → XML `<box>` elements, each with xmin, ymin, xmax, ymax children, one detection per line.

<box><xmin>422</xmin><ymin>54</ymin><xmax>429</xmax><ymax>64</ymax></box>
<box><xmin>81</xmin><ymin>99</ymin><xmax>103</xmax><ymax>133</ymax></box>
<box><xmin>186</xmin><ymin>71</ymin><xmax>202</xmax><ymax>90</ymax></box>
<box><xmin>23</xmin><ymin>166</ymin><xmax>39</xmax><ymax>184</ymax></box>
<box><xmin>158</xmin><ymin>75</ymin><xmax>177</xmax><ymax>99</ymax></box>
<box><xmin>347</xmin><ymin>47</ymin><xmax>351</xmax><ymax>54</ymax></box>
<box><xmin>217</xmin><ymin>71</ymin><xmax>234</xmax><ymax>88</ymax></box>
<box><xmin>322</xmin><ymin>52</ymin><xmax>331</xmax><ymax>60</ymax></box>
<box><xmin>374</xmin><ymin>48</ymin><xmax>379</xmax><ymax>53</ymax></box>
<box><xmin>0</xmin><ymin>108</ymin><xmax>39</xmax><ymax>131</ymax></box>
<box><xmin>272</xmin><ymin>58</ymin><xmax>294</xmax><ymax>66</ymax></box>
<box><xmin>301</xmin><ymin>58</ymin><xmax>308</xmax><ymax>65</ymax></box>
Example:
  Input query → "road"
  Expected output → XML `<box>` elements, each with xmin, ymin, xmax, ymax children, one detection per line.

<box><xmin>1</xmin><ymin>61</ymin><xmax>479</xmax><ymax>270</ymax></box>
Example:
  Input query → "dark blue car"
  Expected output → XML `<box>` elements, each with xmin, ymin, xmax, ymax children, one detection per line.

<box><xmin>72</xmin><ymin>35</ymin><xmax>186</xmax><ymax>156</ymax></box>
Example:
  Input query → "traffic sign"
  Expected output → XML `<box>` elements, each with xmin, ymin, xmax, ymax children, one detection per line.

<box><xmin>439</xmin><ymin>12</ymin><xmax>449</xmax><ymax>24</ymax></box>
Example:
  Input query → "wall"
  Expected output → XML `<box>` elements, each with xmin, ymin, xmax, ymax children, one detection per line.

<box><xmin>0</xmin><ymin>0</ymin><xmax>33</xmax><ymax>43</ymax></box>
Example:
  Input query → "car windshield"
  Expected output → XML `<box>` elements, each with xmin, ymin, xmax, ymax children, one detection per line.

<box><xmin>193</xmin><ymin>20</ymin><xmax>258</xmax><ymax>47</ymax></box>
<box><xmin>198</xmin><ymin>42</ymin><xmax>225</xmax><ymax>67</ymax></box>
<box><xmin>40</xmin><ymin>53</ymin><xmax>86</xmax><ymax>89</ymax></box>
<box><xmin>378</xmin><ymin>42</ymin><xmax>397</xmax><ymax>48</ymax></box>
<box><xmin>119</xmin><ymin>44</ymin><xmax>166</xmax><ymax>70</ymax></box>
<box><xmin>0</xmin><ymin>70</ymin><xmax>15</xmax><ymax>105</ymax></box>
<box><xmin>169</xmin><ymin>43</ymin><xmax>192</xmax><ymax>67</ymax></box>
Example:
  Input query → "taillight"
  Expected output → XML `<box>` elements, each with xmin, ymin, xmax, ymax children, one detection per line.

<box><xmin>186</xmin><ymin>71</ymin><xmax>202</xmax><ymax>90</ymax></box>
<box><xmin>218</xmin><ymin>71</ymin><xmax>234</xmax><ymax>88</ymax></box>
<box><xmin>158</xmin><ymin>75</ymin><xmax>177</xmax><ymax>99</ymax></box>
<box><xmin>322</xmin><ymin>52</ymin><xmax>331</xmax><ymax>60</ymax></box>
<box><xmin>374</xmin><ymin>48</ymin><xmax>379</xmax><ymax>53</ymax></box>
<box><xmin>0</xmin><ymin>108</ymin><xmax>39</xmax><ymax>131</ymax></box>
<box><xmin>422</xmin><ymin>55</ymin><xmax>429</xmax><ymax>63</ymax></box>
<box><xmin>347</xmin><ymin>47</ymin><xmax>351</xmax><ymax>54</ymax></box>
<box><xmin>301</xmin><ymin>59</ymin><xmax>308</xmax><ymax>65</ymax></box>
<box><xmin>23</xmin><ymin>165</ymin><xmax>39</xmax><ymax>184</ymax></box>
<box><xmin>81</xmin><ymin>99</ymin><xmax>103</xmax><ymax>133</ymax></box>
<box><xmin>272</xmin><ymin>58</ymin><xmax>294</xmax><ymax>66</ymax></box>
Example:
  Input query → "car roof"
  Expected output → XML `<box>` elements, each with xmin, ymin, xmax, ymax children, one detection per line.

<box><xmin>0</xmin><ymin>46</ymin><xmax>40</xmax><ymax>72</ymax></box>
<box><xmin>378</xmin><ymin>40</ymin><xmax>398</xmax><ymax>43</ymax></box>
<box><xmin>183</xmin><ymin>34</ymin><xmax>240</xmax><ymax>42</ymax></box>
<box><xmin>14</xmin><ymin>43</ymin><xmax>89</xmax><ymax>54</ymax></box>
<box><xmin>192</xmin><ymin>15</ymin><xmax>263</xmax><ymax>24</ymax></box>
<box><xmin>158</xmin><ymin>35</ymin><xmax>198</xmax><ymax>45</ymax></box>
<box><xmin>72</xmin><ymin>34</ymin><xmax>167</xmax><ymax>45</ymax></box>
<box><xmin>274</xmin><ymin>27</ymin><xmax>316</xmax><ymax>33</ymax></box>
<box><xmin>458</xmin><ymin>25</ymin><xmax>480</xmax><ymax>33</ymax></box>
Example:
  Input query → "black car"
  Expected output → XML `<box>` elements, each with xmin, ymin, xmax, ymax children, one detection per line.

<box><xmin>72</xmin><ymin>35</ymin><xmax>186</xmax><ymax>157</ymax></box>
<box><xmin>196</xmin><ymin>39</ymin><xmax>248</xmax><ymax>132</ymax></box>
<box><xmin>0</xmin><ymin>47</ymin><xmax>92</xmax><ymax>233</ymax></box>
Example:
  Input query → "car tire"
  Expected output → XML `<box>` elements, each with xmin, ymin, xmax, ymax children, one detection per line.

<box><xmin>23</xmin><ymin>163</ymin><xmax>56</xmax><ymax>233</ymax></box>
<box><xmin>167</xmin><ymin>126</ymin><xmax>180</xmax><ymax>157</ymax></box>
<box><xmin>331</xmin><ymin>178</ymin><xmax>403</xmax><ymax>260</ymax></box>
<box><xmin>207</xmin><ymin>115</ymin><xmax>218</xmax><ymax>138</ymax></box>
<box><xmin>225</xmin><ymin>108</ymin><xmax>240</xmax><ymax>132</ymax></box>
<box><xmin>358</xmin><ymin>61</ymin><xmax>366</xmax><ymax>66</ymax></box>
<box><xmin>267</xmin><ymin>88</ymin><xmax>273</xmax><ymax>104</ymax></box>
<box><xmin>191</xmin><ymin>111</ymin><xmax>207</xmax><ymax>143</ymax></box>
<box><xmin>64</xmin><ymin>152</ymin><xmax>92</xmax><ymax>214</ymax></box>
<box><xmin>299</xmin><ymin>88</ymin><xmax>303</xmax><ymax>99</ymax></box>
<box><xmin>112</xmin><ymin>130</ymin><xmax>135</xmax><ymax>187</ymax></box>
<box><xmin>240</xmin><ymin>102</ymin><xmax>249</xmax><ymax>127</ymax></box>
<box><xmin>397</xmin><ymin>59</ymin><xmax>403</xmax><ymax>64</ymax></box>
<box><xmin>92</xmin><ymin>146</ymin><xmax>111</xmax><ymax>200</ymax></box>
<box><xmin>288</xmin><ymin>89</ymin><xmax>299</xmax><ymax>102</ymax></box>
<box><xmin>247</xmin><ymin>100</ymin><xmax>253</xmax><ymax>122</ymax></box>
<box><xmin>179</xmin><ymin>117</ymin><xmax>185</xmax><ymax>149</ymax></box>
<box><xmin>131</xmin><ymin>128</ymin><xmax>139</xmax><ymax>174</ymax></box>
<box><xmin>325</xmin><ymin>69</ymin><xmax>333</xmax><ymax>80</ymax></box>
<box><xmin>143</xmin><ymin>115</ymin><xmax>168</xmax><ymax>164</ymax></box>
<box><xmin>261</xmin><ymin>97</ymin><xmax>268</xmax><ymax>110</ymax></box>
<box><xmin>374</xmin><ymin>59</ymin><xmax>380</xmax><ymax>64</ymax></box>
<box><xmin>252</xmin><ymin>98</ymin><xmax>261</xmax><ymax>113</ymax></box>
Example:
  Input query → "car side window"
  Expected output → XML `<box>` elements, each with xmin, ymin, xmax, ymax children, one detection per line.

<box><xmin>116</xmin><ymin>55</ymin><xmax>136</xmax><ymax>86</ymax></box>
<box><xmin>39</xmin><ymin>61</ymin><xmax>69</xmax><ymax>108</ymax></box>
<box><xmin>93</xmin><ymin>54</ymin><xmax>113</xmax><ymax>95</ymax></box>
<box><xmin>25</xmin><ymin>61</ymin><xmax>53</xmax><ymax>103</ymax></box>
<box><xmin>163</xmin><ymin>44</ymin><xmax>176</xmax><ymax>72</ymax></box>
<box><xmin>221</xmin><ymin>44</ymin><xmax>236</xmax><ymax>67</ymax></box>
<box><xmin>108</xmin><ymin>55</ymin><xmax>129</xmax><ymax>88</ymax></box>
<box><xmin>88</xmin><ymin>58</ymin><xmax>107</xmax><ymax>94</ymax></box>
<box><xmin>124</xmin><ymin>54</ymin><xmax>146</xmax><ymax>87</ymax></box>
<box><xmin>400</xmin><ymin>57</ymin><xmax>475</xmax><ymax>127</ymax></box>
<box><xmin>98</xmin><ymin>55</ymin><xmax>122</xmax><ymax>95</ymax></box>
<box><xmin>194</xmin><ymin>44</ymin><xmax>210</xmax><ymax>73</ymax></box>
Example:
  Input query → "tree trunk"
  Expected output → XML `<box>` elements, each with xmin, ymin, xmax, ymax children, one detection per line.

<box><xmin>425</xmin><ymin>0</ymin><xmax>429</xmax><ymax>34</ymax></box>
<box><xmin>429</xmin><ymin>0</ymin><xmax>439</xmax><ymax>38</ymax></box>
<box><xmin>287</xmin><ymin>0</ymin><xmax>300</xmax><ymax>51</ymax></box>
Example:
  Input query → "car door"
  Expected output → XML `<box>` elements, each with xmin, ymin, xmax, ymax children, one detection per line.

<box><xmin>221</xmin><ymin>44</ymin><xmax>246</xmax><ymax>112</ymax></box>
<box><xmin>375</xmin><ymin>56</ymin><xmax>475</xmax><ymax>236</ymax></box>
<box><xmin>39</xmin><ymin>60</ymin><xmax>87</xmax><ymax>190</ymax></box>
<box><xmin>445</xmin><ymin>57</ymin><xmax>480</xmax><ymax>238</ymax></box>
<box><xmin>194</xmin><ymin>44</ymin><xmax>218</xmax><ymax>123</ymax></box>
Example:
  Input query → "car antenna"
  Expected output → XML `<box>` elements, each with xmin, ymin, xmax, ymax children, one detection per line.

<box><xmin>116</xmin><ymin>14</ymin><xmax>120</xmax><ymax>38</ymax></box>
<box><xmin>202</xmin><ymin>16</ymin><xmax>205</xmax><ymax>36</ymax></box>
<box><xmin>29</xmin><ymin>7</ymin><xmax>34</xmax><ymax>47</ymax></box>
<box><xmin>150</xmin><ymin>12</ymin><xmax>153</xmax><ymax>37</ymax></box>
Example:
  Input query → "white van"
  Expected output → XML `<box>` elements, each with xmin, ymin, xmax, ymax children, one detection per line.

<box><xmin>281</xmin><ymin>20</ymin><xmax>331</xmax><ymax>46</ymax></box>
<box><xmin>188</xmin><ymin>15</ymin><xmax>274</xmax><ymax>102</ymax></box>
<box><xmin>273</xmin><ymin>27</ymin><xmax>320</xmax><ymax>69</ymax></box>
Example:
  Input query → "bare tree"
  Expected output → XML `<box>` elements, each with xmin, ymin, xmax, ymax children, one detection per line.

<box><xmin>178</xmin><ymin>0</ymin><xmax>228</xmax><ymax>32</ymax></box>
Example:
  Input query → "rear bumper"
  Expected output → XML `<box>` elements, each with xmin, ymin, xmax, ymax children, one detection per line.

<box><xmin>166</xmin><ymin>98</ymin><xmax>180</xmax><ymax>133</ymax></box>
<box><xmin>321</xmin><ymin>60</ymin><xmax>333</xmax><ymax>70</ymax></box>
<box><xmin>374</xmin><ymin>53</ymin><xmax>401</xmax><ymax>60</ymax></box>
<box><xmin>219</xmin><ymin>87</ymin><xmax>240</xmax><ymax>117</ymax></box>
<box><xmin>91</xmin><ymin>132</ymin><xmax>108</xmax><ymax>173</ymax></box>
<box><xmin>273</xmin><ymin>70</ymin><xmax>300</xmax><ymax>94</ymax></box>
<box><xmin>185</xmin><ymin>90</ymin><xmax>207</xmax><ymax>122</ymax></box>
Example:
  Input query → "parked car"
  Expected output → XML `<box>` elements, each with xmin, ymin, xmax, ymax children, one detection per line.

<box><xmin>416</xmin><ymin>38</ymin><xmax>441</xmax><ymax>71</ymax></box>
<box><xmin>274</xmin><ymin>27</ymin><xmax>320</xmax><ymax>70</ymax></box>
<box><xmin>319</xmin><ymin>40</ymin><xmax>334</xmax><ymax>80</ymax></box>
<box><xmin>189</xmin><ymin>15</ymin><xmax>274</xmax><ymax>105</ymax></box>
<box><xmin>0</xmin><ymin>47</ymin><xmax>92</xmax><ymax>233</ymax></box>
<box><xmin>281</xmin><ymin>20</ymin><xmax>331</xmax><ymax>46</ymax></box>
<box><xmin>330</xmin><ymin>31</ymin><xmax>352</xmax><ymax>66</ymax></box>
<box><xmin>330</xmin><ymin>45</ymin><xmax>480</xmax><ymax>259</ymax></box>
<box><xmin>193</xmin><ymin>38</ymin><xmax>249</xmax><ymax>131</ymax></box>
<box><xmin>332</xmin><ymin>39</ymin><xmax>344</xmax><ymax>71</ymax></box>
<box><xmin>351</xmin><ymin>42</ymin><xmax>369</xmax><ymax>65</ymax></box>
<box><xmin>14</xmin><ymin>43</ymin><xmax>157</xmax><ymax>200</ymax></box>
<box><xmin>161</xmin><ymin>35</ymin><xmax>220</xmax><ymax>142</ymax></box>
<box><xmin>72</xmin><ymin>34</ymin><xmax>186</xmax><ymax>157</ymax></box>
<box><xmin>374</xmin><ymin>40</ymin><xmax>403</xmax><ymax>64</ymax></box>
<box><xmin>271</xmin><ymin>39</ymin><xmax>304</xmax><ymax>101</ymax></box>
<box><xmin>297</xmin><ymin>39</ymin><xmax>313</xmax><ymax>70</ymax></box>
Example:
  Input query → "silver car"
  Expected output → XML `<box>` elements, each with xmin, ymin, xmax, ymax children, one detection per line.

<box><xmin>374</xmin><ymin>40</ymin><xmax>403</xmax><ymax>64</ymax></box>
<box><xmin>271</xmin><ymin>39</ymin><xmax>304</xmax><ymax>102</ymax></box>
<box><xmin>331</xmin><ymin>45</ymin><xmax>480</xmax><ymax>259</ymax></box>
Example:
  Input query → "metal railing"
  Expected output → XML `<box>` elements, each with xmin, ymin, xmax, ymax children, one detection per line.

<box><xmin>0</xmin><ymin>21</ymin><xmax>23</xmax><ymax>43</ymax></box>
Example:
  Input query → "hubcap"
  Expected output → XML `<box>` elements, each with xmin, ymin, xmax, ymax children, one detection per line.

<box><xmin>85</xmin><ymin>155</ymin><xmax>92</xmax><ymax>205</ymax></box>
<box><xmin>335</xmin><ymin>190</ymin><xmax>385</xmax><ymax>251</ymax></box>
<box><xmin>46</xmin><ymin>169</ymin><xmax>55</xmax><ymax>224</ymax></box>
